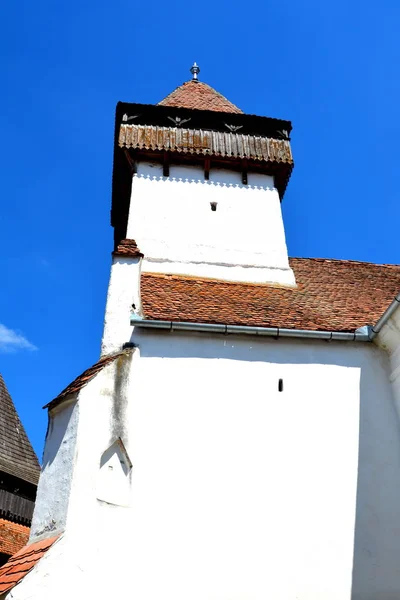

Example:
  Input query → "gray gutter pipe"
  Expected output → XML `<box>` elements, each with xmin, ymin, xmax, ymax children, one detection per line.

<box><xmin>130</xmin><ymin>314</ymin><xmax>371</xmax><ymax>342</ymax></box>
<box><xmin>369</xmin><ymin>292</ymin><xmax>400</xmax><ymax>339</ymax></box>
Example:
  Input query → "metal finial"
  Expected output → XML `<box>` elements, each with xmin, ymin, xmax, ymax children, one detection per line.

<box><xmin>190</xmin><ymin>62</ymin><xmax>200</xmax><ymax>81</ymax></box>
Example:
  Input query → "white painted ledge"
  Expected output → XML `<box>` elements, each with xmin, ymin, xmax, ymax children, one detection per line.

<box><xmin>142</xmin><ymin>258</ymin><xmax>296</xmax><ymax>286</ymax></box>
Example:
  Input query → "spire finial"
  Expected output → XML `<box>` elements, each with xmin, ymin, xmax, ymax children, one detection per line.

<box><xmin>190</xmin><ymin>62</ymin><xmax>200</xmax><ymax>82</ymax></box>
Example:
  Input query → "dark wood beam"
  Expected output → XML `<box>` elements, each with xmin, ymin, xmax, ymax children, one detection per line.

<box><xmin>123</xmin><ymin>148</ymin><xmax>136</xmax><ymax>175</ymax></box>
<box><xmin>242</xmin><ymin>160</ymin><xmax>248</xmax><ymax>185</ymax></box>
<box><xmin>204</xmin><ymin>158</ymin><xmax>210</xmax><ymax>181</ymax></box>
<box><xmin>163</xmin><ymin>152</ymin><xmax>170</xmax><ymax>177</ymax></box>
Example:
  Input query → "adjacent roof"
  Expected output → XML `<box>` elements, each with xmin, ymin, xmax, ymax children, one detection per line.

<box><xmin>158</xmin><ymin>80</ymin><xmax>243</xmax><ymax>114</ymax></box>
<box><xmin>140</xmin><ymin>258</ymin><xmax>400</xmax><ymax>333</ymax></box>
<box><xmin>44</xmin><ymin>348</ymin><xmax>134</xmax><ymax>411</ymax></box>
<box><xmin>0</xmin><ymin>518</ymin><xmax>29</xmax><ymax>556</ymax></box>
<box><xmin>0</xmin><ymin>535</ymin><xmax>59</xmax><ymax>595</ymax></box>
<box><xmin>0</xmin><ymin>375</ymin><xmax>40</xmax><ymax>486</ymax></box>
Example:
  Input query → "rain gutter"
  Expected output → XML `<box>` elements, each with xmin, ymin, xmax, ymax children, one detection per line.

<box><xmin>130</xmin><ymin>314</ymin><xmax>371</xmax><ymax>342</ymax></box>
<box><xmin>369</xmin><ymin>293</ymin><xmax>400</xmax><ymax>339</ymax></box>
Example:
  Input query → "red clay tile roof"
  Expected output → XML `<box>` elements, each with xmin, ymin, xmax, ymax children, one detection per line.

<box><xmin>158</xmin><ymin>80</ymin><xmax>243</xmax><ymax>114</ymax></box>
<box><xmin>0</xmin><ymin>535</ymin><xmax>59</xmax><ymax>594</ymax></box>
<box><xmin>113</xmin><ymin>239</ymin><xmax>143</xmax><ymax>258</ymax></box>
<box><xmin>44</xmin><ymin>348</ymin><xmax>134</xmax><ymax>411</ymax></box>
<box><xmin>0</xmin><ymin>519</ymin><xmax>30</xmax><ymax>556</ymax></box>
<box><xmin>140</xmin><ymin>258</ymin><xmax>400</xmax><ymax>333</ymax></box>
<box><xmin>0</xmin><ymin>374</ymin><xmax>40</xmax><ymax>486</ymax></box>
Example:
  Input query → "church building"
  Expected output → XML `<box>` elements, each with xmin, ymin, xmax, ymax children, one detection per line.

<box><xmin>2</xmin><ymin>65</ymin><xmax>400</xmax><ymax>599</ymax></box>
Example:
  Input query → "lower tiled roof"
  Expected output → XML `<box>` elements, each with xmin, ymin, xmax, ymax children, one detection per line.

<box><xmin>0</xmin><ymin>535</ymin><xmax>59</xmax><ymax>594</ymax></box>
<box><xmin>0</xmin><ymin>519</ymin><xmax>29</xmax><ymax>557</ymax></box>
<box><xmin>44</xmin><ymin>348</ymin><xmax>134</xmax><ymax>411</ymax></box>
<box><xmin>140</xmin><ymin>257</ymin><xmax>400</xmax><ymax>332</ymax></box>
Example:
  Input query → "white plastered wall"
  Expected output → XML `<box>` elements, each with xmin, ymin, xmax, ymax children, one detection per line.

<box><xmin>126</xmin><ymin>162</ymin><xmax>295</xmax><ymax>285</ymax></box>
<box><xmin>12</xmin><ymin>334</ymin><xmax>400</xmax><ymax>600</ymax></box>
<box><xmin>29</xmin><ymin>399</ymin><xmax>78</xmax><ymax>541</ymax></box>
<box><xmin>101</xmin><ymin>255</ymin><xmax>141</xmax><ymax>355</ymax></box>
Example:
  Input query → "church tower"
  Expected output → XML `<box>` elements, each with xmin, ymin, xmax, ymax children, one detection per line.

<box><xmin>5</xmin><ymin>66</ymin><xmax>400</xmax><ymax>600</ymax></box>
<box><xmin>103</xmin><ymin>64</ymin><xmax>295</xmax><ymax>354</ymax></box>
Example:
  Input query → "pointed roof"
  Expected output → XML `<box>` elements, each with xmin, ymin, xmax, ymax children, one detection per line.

<box><xmin>0</xmin><ymin>374</ymin><xmax>40</xmax><ymax>485</ymax></box>
<box><xmin>158</xmin><ymin>80</ymin><xmax>243</xmax><ymax>114</ymax></box>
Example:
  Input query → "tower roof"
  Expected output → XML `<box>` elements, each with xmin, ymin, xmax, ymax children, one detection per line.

<box><xmin>0</xmin><ymin>374</ymin><xmax>40</xmax><ymax>485</ymax></box>
<box><xmin>158</xmin><ymin>80</ymin><xmax>243</xmax><ymax>114</ymax></box>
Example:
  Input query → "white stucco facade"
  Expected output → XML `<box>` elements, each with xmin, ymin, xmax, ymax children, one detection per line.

<box><xmin>29</xmin><ymin>399</ymin><xmax>78</xmax><ymax>540</ymax></box>
<box><xmin>11</xmin><ymin>333</ymin><xmax>400</xmax><ymax>600</ymax></box>
<box><xmin>101</xmin><ymin>255</ymin><xmax>142</xmax><ymax>355</ymax></box>
<box><xmin>126</xmin><ymin>162</ymin><xmax>295</xmax><ymax>285</ymax></box>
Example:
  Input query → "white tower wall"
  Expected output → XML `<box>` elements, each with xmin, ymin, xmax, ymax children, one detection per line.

<box><xmin>126</xmin><ymin>162</ymin><xmax>295</xmax><ymax>285</ymax></box>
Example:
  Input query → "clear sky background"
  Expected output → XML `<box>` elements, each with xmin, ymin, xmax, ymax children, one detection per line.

<box><xmin>1</xmin><ymin>0</ymin><xmax>399</xmax><ymax>457</ymax></box>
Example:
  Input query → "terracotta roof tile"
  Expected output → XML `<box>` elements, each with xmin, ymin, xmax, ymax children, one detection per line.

<box><xmin>140</xmin><ymin>258</ymin><xmax>400</xmax><ymax>332</ymax></box>
<box><xmin>0</xmin><ymin>535</ymin><xmax>59</xmax><ymax>594</ymax></box>
<box><xmin>113</xmin><ymin>239</ymin><xmax>143</xmax><ymax>258</ymax></box>
<box><xmin>0</xmin><ymin>375</ymin><xmax>40</xmax><ymax>486</ymax></box>
<box><xmin>158</xmin><ymin>80</ymin><xmax>243</xmax><ymax>114</ymax></box>
<box><xmin>44</xmin><ymin>348</ymin><xmax>134</xmax><ymax>411</ymax></box>
<box><xmin>0</xmin><ymin>519</ymin><xmax>29</xmax><ymax>556</ymax></box>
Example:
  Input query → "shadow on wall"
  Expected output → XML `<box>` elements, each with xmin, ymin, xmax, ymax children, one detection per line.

<box><xmin>137</xmin><ymin>162</ymin><xmax>275</xmax><ymax>191</ymax></box>
<box><xmin>42</xmin><ymin>401</ymin><xmax>78</xmax><ymax>469</ymax></box>
<box><xmin>352</xmin><ymin>357</ymin><xmax>400</xmax><ymax>599</ymax></box>
<box><xmin>135</xmin><ymin>329</ymin><xmax>400</xmax><ymax>599</ymax></box>
<box><xmin>134</xmin><ymin>172</ymin><xmax>275</xmax><ymax>192</ymax></box>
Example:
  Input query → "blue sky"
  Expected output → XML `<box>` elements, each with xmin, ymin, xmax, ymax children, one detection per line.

<box><xmin>1</xmin><ymin>0</ymin><xmax>400</xmax><ymax>457</ymax></box>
